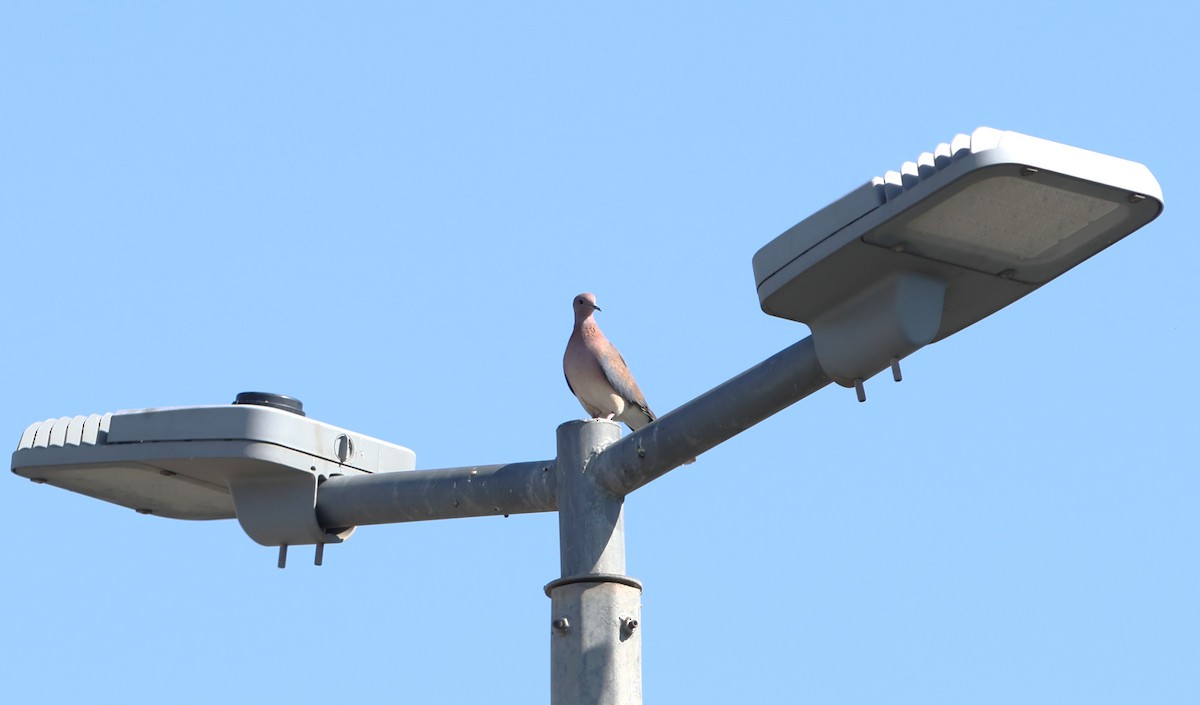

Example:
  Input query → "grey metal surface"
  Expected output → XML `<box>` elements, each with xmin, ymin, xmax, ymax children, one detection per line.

<box><xmin>590</xmin><ymin>335</ymin><xmax>831</xmax><ymax>497</ymax></box>
<box><xmin>556</xmin><ymin>420</ymin><xmax>626</xmax><ymax>576</ymax></box>
<box><xmin>314</xmin><ymin>459</ymin><xmax>557</xmax><ymax>527</ymax></box>
<box><xmin>550</xmin><ymin>419</ymin><xmax>641</xmax><ymax>705</ymax></box>
<box><xmin>807</xmin><ymin>271</ymin><xmax>945</xmax><ymax>387</ymax></box>
<box><xmin>311</xmin><ymin>336</ymin><xmax>832</xmax><ymax>529</ymax></box>
<box><xmin>550</xmin><ymin>581</ymin><xmax>642</xmax><ymax>705</ymax></box>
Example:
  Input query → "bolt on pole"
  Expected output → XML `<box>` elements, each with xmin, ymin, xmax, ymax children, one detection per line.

<box><xmin>547</xmin><ymin>419</ymin><xmax>642</xmax><ymax>705</ymax></box>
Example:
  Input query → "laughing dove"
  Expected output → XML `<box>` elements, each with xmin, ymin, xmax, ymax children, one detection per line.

<box><xmin>563</xmin><ymin>292</ymin><xmax>657</xmax><ymax>430</ymax></box>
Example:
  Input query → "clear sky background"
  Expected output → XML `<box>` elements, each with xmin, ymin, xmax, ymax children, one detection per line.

<box><xmin>2</xmin><ymin>2</ymin><xmax>1196</xmax><ymax>703</ymax></box>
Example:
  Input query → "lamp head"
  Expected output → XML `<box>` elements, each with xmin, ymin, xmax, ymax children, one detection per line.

<box><xmin>11</xmin><ymin>394</ymin><xmax>416</xmax><ymax>548</ymax></box>
<box><xmin>753</xmin><ymin>127</ymin><xmax>1163</xmax><ymax>387</ymax></box>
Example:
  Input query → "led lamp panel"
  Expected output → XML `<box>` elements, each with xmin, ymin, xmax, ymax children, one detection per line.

<box><xmin>903</xmin><ymin>176</ymin><xmax>1119</xmax><ymax>260</ymax></box>
<box><xmin>865</xmin><ymin>160</ymin><xmax>1157</xmax><ymax>285</ymax></box>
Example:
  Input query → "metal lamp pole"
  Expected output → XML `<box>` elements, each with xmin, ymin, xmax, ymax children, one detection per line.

<box><xmin>549</xmin><ymin>419</ymin><xmax>640</xmax><ymax>704</ymax></box>
<box><xmin>316</xmin><ymin>336</ymin><xmax>833</xmax><ymax>704</ymax></box>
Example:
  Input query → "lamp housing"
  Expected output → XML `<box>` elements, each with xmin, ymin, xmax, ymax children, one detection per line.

<box><xmin>11</xmin><ymin>393</ymin><xmax>416</xmax><ymax>547</ymax></box>
<box><xmin>752</xmin><ymin>127</ymin><xmax>1163</xmax><ymax>387</ymax></box>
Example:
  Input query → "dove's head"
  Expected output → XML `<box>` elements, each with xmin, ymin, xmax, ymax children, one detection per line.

<box><xmin>572</xmin><ymin>292</ymin><xmax>601</xmax><ymax>321</ymax></box>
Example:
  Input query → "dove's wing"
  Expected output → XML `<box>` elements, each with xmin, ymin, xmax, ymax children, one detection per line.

<box><xmin>595</xmin><ymin>343</ymin><xmax>655</xmax><ymax>430</ymax></box>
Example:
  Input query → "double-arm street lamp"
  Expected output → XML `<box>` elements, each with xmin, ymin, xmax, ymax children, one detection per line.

<box><xmin>12</xmin><ymin>128</ymin><xmax>1163</xmax><ymax>705</ymax></box>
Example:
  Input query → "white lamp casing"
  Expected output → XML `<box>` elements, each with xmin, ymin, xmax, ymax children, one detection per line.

<box><xmin>752</xmin><ymin>127</ymin><xmax>1163</xmax><ymax>387</ymax></box>
<box><xmin>12</xmin><ymin>403</ymin><xmax>416</xmax><ymax>547</ymax></box>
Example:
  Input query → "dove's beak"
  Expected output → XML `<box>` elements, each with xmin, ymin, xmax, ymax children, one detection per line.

<box><xmin>592</xmin><ymin>304</ymin><xmax>602</xmax><ymax>312</ymax></box>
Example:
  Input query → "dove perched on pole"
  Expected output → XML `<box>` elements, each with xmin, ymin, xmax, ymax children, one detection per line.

<box><xmin>563</xmin><ymin>292</ymin><xmax>657</xmax><ymax>431</ymax></box>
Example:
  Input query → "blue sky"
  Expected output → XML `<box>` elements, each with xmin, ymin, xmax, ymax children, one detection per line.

<box><xmin>2</xmin><ymin>2</ymin><xmax>1196</xmax><ymax>703</ymax></box>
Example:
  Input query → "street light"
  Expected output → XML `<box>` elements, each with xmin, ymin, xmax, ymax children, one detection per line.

<box><xmin>10</xmin><ymin>128</ymin><xmax>1164</xmax><ymax>705</ymax></box>
<box><xmin>753</xmin><ymin>127</ymin><xmax>1163</xmax><ymax>395</ymax></box>
<box><xmin>12</xmin><ymin>392</ymin><xmax>416</xmax><ymax>566</ymax></box>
